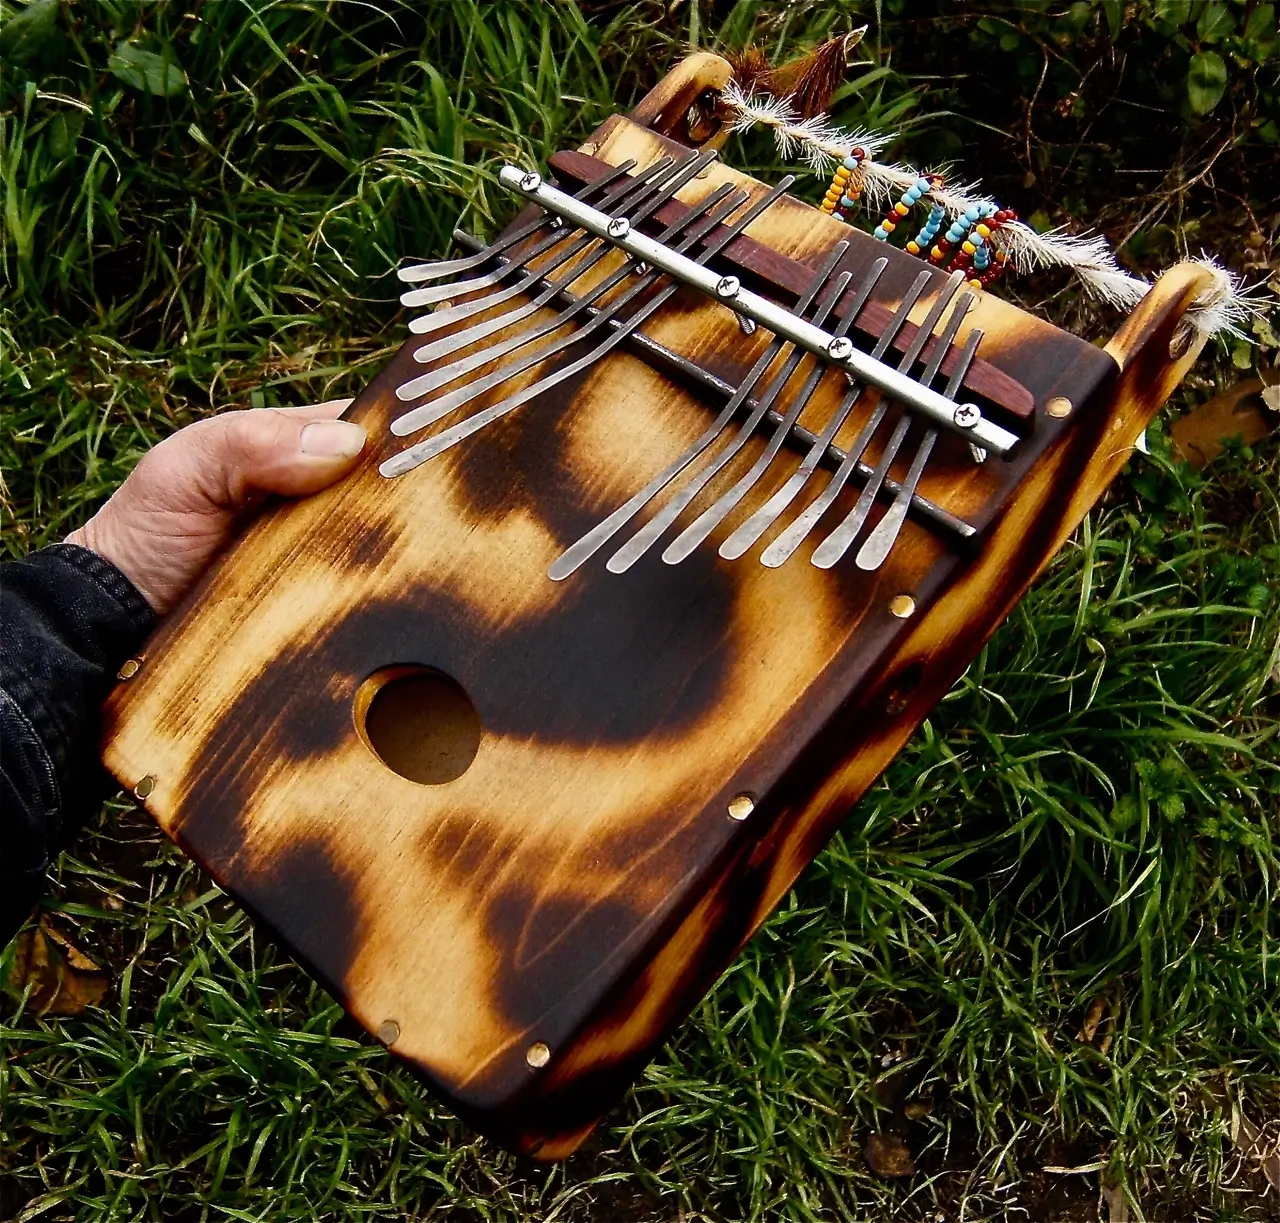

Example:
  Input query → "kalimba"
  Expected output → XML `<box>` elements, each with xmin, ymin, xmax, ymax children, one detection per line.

<box><xmin>102</xmin><ymin>53</ymin><xmax>1230</xmax><ymax>1157</ymax></box>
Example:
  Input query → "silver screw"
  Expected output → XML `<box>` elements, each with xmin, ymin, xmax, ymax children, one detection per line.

<box><xmin>968</xmin><ymin>443</ymin><xmax>989</xmax><ymax>464</ymax></box>
<box><xmin>607</xmin><ymin>216</ymin><xmax>630</xmax><ymax>239</ymax></box>
<box><xmin>952</xmin><ymin>403</ymin><xmax>981</xmax><ymax>429</ymax></box>
<box><xmin>548</xmin><ymin>216</ymin><xmax>564</xmax><ymax>229</ymax></box>
<box><xmin>715</xmin><ymin>274</ymin><xmax>741</xmax><ymax>300</ymax></box>
<box><xmin>519</xmin><ymin>171</ymin><xmax>542</xmax><ymax>192</ymax></box>
<box><xmin>737</xmin><ymin>314</ymin><xmax>757</xmax><ymax>335</ymax></box>
<box><xmin>634</xmin><ymin>261</ymin><xmax>650</xmax><ymax>276</ymax></box>
<box><xmin>827</xmin><ymin>336</ymin><xmax>854</xmax><ymax>362</ymax></box>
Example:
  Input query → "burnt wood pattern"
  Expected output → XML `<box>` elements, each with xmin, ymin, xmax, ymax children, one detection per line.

<box><xmin>101</xmin><ymin>55</ymin><xmax>1212</xmax><ymax>1157</ymax></box>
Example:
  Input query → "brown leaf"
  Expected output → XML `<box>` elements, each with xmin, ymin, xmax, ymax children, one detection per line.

<box><xmin>863</xmin><ymin>1132</ymin><xmax>915</xmax><ymax>1179</ymax></box>
<box><xmin>1170</xmin><ymin>379</ymin><xmax>1277</xmax><ymax>469</ymax></box>
<box><xmin>9</xmin><ymin>921</ymin><xmax>109</xmax><ymax>1016</ymax></box>
<box><xmin>1232</xmin><ymin>1103</ymin><xmax>1280</xmax><ymax>1191</ymax></box>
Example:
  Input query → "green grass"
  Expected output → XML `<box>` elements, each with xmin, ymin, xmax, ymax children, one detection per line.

<box><xmin>2</xmin><ymin>2</ymin><xmax>1278</xmax><ymax>1220</ymax></box>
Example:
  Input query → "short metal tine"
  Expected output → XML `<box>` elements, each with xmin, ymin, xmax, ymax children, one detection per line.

<box><xmin>665</xmin><ymin>258</ymin><xmax>885</xmax><ymax>565</ymax></box>
<box><xmin>718</xmin><ymin>256</ymin><xmax>891</xmax><ymax>560</ymax></box>
<box><xmin>759</xmin><ymin>270</ymin><xmax>962</xmax><ymax>569</ymax></box>
<box><xmin>407</xmin><ymin>159</ymin><xmax>684</xmax><ymax>337</ymax></box>
<box><xmin>390</xmin><ymin>182</ymin><xmax>741</xmax><ymax>431</ymax></box>
<box><xmin>612</xmin><ymin>255</ymin><xmax>850</xmax><ymax>572</ymax></box>
<box><xmin>408</xmin><ymin>150</ymin><xmax>720</xmax><ymax>368</ymax></box>
<box><xmin>398</xmin><ymin>150</ymin><xmax>701</xmax><ymax>309</ymax></box>
<box><xmin>855</xmin><ymin>315</ymin><xmax>982</xmax><ymax>571</ymax></box>
<box><xmin>810</xmin><ymin>273</ymin><xmax>970</xmax><ymax>569</ymax></box>
<box><xmin>384</xmin><ymin>175</ymin><xmax>796</xmax><ymax>488</ymax></box>
<box><xmin>396</xmin><ymin>159</ymin><xmax>636</xmax><ymax>284</ymax></box>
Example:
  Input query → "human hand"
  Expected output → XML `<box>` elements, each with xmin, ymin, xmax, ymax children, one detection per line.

<box><xmin>67</xmin><ymin>400</ymin><xmax>365</xmax><ymax>615</ymax></box>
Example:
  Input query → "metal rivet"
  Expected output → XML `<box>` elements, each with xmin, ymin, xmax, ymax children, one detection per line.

<box><xmin>117</xmin><ymin>658</ymin><xmax>141</xmax><ymax>680</ymax></box>
<box><xmin>827</xmin><ymin>336</ymin><xmax>853</xmax><ymax>362</ymax></box>
<box><xmin>889</xmin><ymin>595</ymin><xmax>916</xmax><ymax>619</ymax></box>
<box><xmin>434</xmin><ymin>300</ymin><xmax>452</xmax><ymax>312</ymax></box>
<box><xmin>526</xmin><ymin>1041</ymin><xmax>551</xmax><ymax>1068</ymax></box>
<box><xmin>728</xmin><ymin>793</ymin><xmax>755</xmax><ymax>821</ymax></box>
<box><xmin>715</xmin><ymin>274</ymin><xmax>740</xmax><ymax>300</ymax></box>
<box><xmin>134</xmin><ymin>775</ymin><xmax>156</xmax><ymax>800</ymax></box>
<box><xmin>1045</xmin><ymin>396</ymin><xmax>1072</xmax><ymax>419</ymax></box>
<box><xmin>952</xmin><ymin>403</ymin><xmax>981</xmax><ymax>429</ymax></box>
<box><xmin>378</xmin><ymin>1019</ymin><xmax>400</xmax><ymax>1046</ymax></box>
<box><xmin>519</xmin><ymin>171</ymin><xmax>542</xmax><ymax>192</ymax></box>
<box><xmin>607</xmin><ymin>216</ymin><xmax>630</xmax><ymax>239</ymax></box>
<box><xmin>737</xmin><ymin>314</ymin><xmax>757</xmax><ymax>335</ymax></box>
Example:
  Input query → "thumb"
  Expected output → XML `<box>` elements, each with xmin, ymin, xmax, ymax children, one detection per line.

<box><xmin>192</xmin><ymin>400</ymin><xmax>368</xmax><ymax>507</ymax></box>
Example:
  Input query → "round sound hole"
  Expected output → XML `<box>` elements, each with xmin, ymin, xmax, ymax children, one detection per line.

<box><xmin>356</xmin><ymin>666</ymin><xmax>481</xmax><ymax>785</ymax></box>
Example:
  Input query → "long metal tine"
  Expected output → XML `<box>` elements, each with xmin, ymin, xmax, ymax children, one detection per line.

<box><xmin>663</xmin><ymin>259</ymin><xmax>886</xmax><ymax>565</ymax></box>
<box><xmin>718</xmin><ymin>257</ymin><xmax>893</xmax><ymax>562</ymax></box>
<box><xmin>407</xmin><ymin>152</ymin><xmax>721</xmax><ymax>370</ymax></box>
<box><xmin>390</xmin><ymin>183</ymin><xmax>742</xmax><ymax>432</ymax></box>
<box><xmin>383</xmin><ymin>175</ymin><xmax>798</xmax><ymax>486</ymax></box>
<box><xmin>396</xmin><ymin>159</ymin><xmax>636</xmax><ymax>284</ymax></box>
<box><xmin>407</xmin><ymin>159</ymin><xmax>685</xmax><ymax>336</ymax></box>
<box><xmin>759</xmin><ymin>271</ymin><xmax>962</xmax><ymax>569</ymax></box>
<box><xmin>810</xmin><ymin>275</ymin><xmax>970</xmax><ymax>570</ymax></box>
<box><xmin>399</xmin><ymin>150</ymin><xmax>706</xmax><ymax>309</ymax></box>
<box><xmin>854</xmin><ymin>319</ymin><xmax>982</xmax><ymax>571</ymax></box>
<box><xmin>604</xmin><ymin>254</ymin><xmax>855</xmax><ymax>578</ymax></box>
<box><xmin>447</xmin><ymin>229</ymin><xmax>977</xmax><ymax>545</ymax></box>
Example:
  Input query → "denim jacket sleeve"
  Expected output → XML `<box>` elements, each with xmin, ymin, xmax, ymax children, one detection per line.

<box><xmin>1</xmin><ymin>544</ymin><xmax>155</xmax><ymax>945</ymax></box>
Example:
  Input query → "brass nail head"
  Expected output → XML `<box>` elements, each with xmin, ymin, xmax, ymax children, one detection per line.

<box><xmin>378</xmin><ymin>1019</ymin><xmax>400</xmax><ymax>1046</ymax></box>
<box><xmin>1045</xmin><ymin>396</ymin><xmax>1073</xmax><ymax>419</ymax></box>
<box><xmin>134</xmin><ymin>775</ymin><xmax>156</xmax><ymax>800</ymax></box>
<box><xmin>727</xmin><ymin>793</ymin><xmax>755</xmax><ymax>821</ymax></box>
<box><xmin>889</xmin><ymin>595</ymin><xmax>916</xmax><ymax>619</ymax></box>
<box><xmin>526</xmin><ymin>1041</ymin><xmax>551</xmax><ymax>1068</ymax></box>
<box><xmin>117</xmin><ymin>658</ymin><xmax>141</xmax><ymax>680</ymax></box>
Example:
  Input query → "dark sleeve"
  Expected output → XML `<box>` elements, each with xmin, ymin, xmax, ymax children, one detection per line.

<box><xmin>1</xmin><ymin>544</ymin><xmax>156</xmax><ymax>945</ymax></box>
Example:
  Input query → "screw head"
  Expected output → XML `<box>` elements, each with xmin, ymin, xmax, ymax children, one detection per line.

<box><xmin>952</xmin><ymin>403</ymin><xmax>981</xmax><ymax>429</ymax></box>
<box><xmin>1044</xmin><ymin>396</ymin><xmax>1072</xmax><ymax>419</ymax></box>
<box><xmin>606</xmin><ymin>216</ymin><xmax>630</xmax><ymax>239</ymax></box>
<box><xmin>827</xmin><ymin>336</ymin><xmax>854</xmax><ymax>362</ymax></box>
<box><xmin>526</xmin><ymin>1041</ymin><xmax>551</xmax><ymax>1068</ymax></box>
<box><xmin>715</xmin><ymin>274</ymin><xmax>741</xmax><ymax>300</ymax></box>
<box><xmin>377</xmin><ymin>1019</ymin><xmax>400</xmax><ymax>1046</ymax></box>
<box><xmin>117</xmin><ymin>658</ymin><xmax>141</xmax><ymax>680</ymax></box>
<box><xmin>727</xmin><ymin>793</ymin><xmax>755</xmax><ymax>821</ymax></box>
<box><xmin>519</xmin><ymin>171</ymin><xmax>542</xmax><ymax>192</ymax></box>
<box><xmin>134</xmin><ymin>774</ymin><xmax>156</xmax><ymax>800</ymax></box>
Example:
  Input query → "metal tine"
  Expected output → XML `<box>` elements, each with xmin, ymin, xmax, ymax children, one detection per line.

<box><xmin>664</xmin><ymin>258</ymin><xmax>886</xmax><ymax>566</ymax></box>
<box><xmin>407</xmin><ymin>159</ymin><xmax>683</xmax><ymax>336</ymax></box>
<box><xmin>759</xmin><ymin>270</ymin><xmax>960</xmax><ymax>569</ymax></box>
<box><xmin>541</xmin><ymin>207</ymin><xmax>837</xmax><ymax>577</ymax></box>
<box><xmin>609</xmin><ymin>255</ymin><xmax>853</xmax><ymax>572</ymax></box>
<box><xmin>396</xmin><ymin>159</ymin><xmax>636</xmax><ymax>284</ymax></box>
<box><xmin>399</xmin><ymin>149</ymin><xmax>705</xmax><ymax>310</ymax></box>
<box><xmin>384</xmin><ymin>175</ymin><xmax>797</xmax><ymax>486</ymax></box>
<box><xmin>810</xmin><ymin>273</ymin><xmax>969</xmax><ymax>570</ymax></box>
<box><xmin>408</xmin><ymin>151</ymin><xmax>720</xmax><ymax>369</ymax></box>
<box><xmin>855</xmin><ymin>317</ymin><xmax>982</xmax><ymax>572</ymax></box>
<box><xmin>391</xmin><ymin>182</ymin><xmax>742</xmax><ymax>429</ymax></box>
<box><xmin>718</xmin><ymin>257</ymin><xmax>892</xmax><ymax>562</ymax></box>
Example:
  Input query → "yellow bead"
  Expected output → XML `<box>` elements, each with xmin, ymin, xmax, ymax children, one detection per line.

<box><xmin>906</xmin><ymin>241</ymin><xmax>920</xmax><ymax>255</ymax></box>
<box><xmin>894</xmin><ymin>202</ymin><xmax>910</xmax><ymax>216</ymax></box>
<box><xmin>882</xmin><ymin>219</ymin><xmax>895</xmax><ymax>233</ymax></box>
<box><xmin>975</xmin><ymin>223</ymin><xmax>991</xmax><ymax>239</ymax></box>
<box><xmin>930</xmin><ymin>245</ymin><xmax>943</xmax><ymax>260</ymax></box>
<box><xmin>835</xmin><ymin>167</ymin><xmax>851</xmax><ymax>180</ymax></box>
<box><xmin>969</xmin><ymin>278</ymin><xmax>983</xmax><ymax>289</ymax></box>
<box><xmin>961</xmin><ymin>240</ymin><xmax>977</xmax><ymax>255</ymax></box>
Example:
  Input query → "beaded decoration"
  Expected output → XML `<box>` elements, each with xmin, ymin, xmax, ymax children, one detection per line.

<box><xmin>819</xmin><ymin>149</ymin><xmax>866</xmax><ymax>222</ymax></box>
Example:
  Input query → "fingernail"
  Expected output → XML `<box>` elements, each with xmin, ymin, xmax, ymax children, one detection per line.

<box><xmin>300</xmin><ymin>420</ymin><xmax>366</xmax><ymax>458</ymax></box>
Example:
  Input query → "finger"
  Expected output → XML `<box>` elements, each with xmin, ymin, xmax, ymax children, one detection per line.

<box><xmin>274</xmin><ymin>397</ymin><xmax>355</xmax><ymax>418</ymax></box>
<box><xmin>189</xmin><ymin>406</ymin><xmax>368</xmax><ymax>508</ymax></box>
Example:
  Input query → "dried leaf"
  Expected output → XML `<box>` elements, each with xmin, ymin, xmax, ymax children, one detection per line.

<box><xmin>863</xmin><ymin>1132</ymin><xmax>915</xmax><ymax>1179</ymax></box>
<box><xmin>1078</xmin><ymin>995</ymin><xmax>1108</xmax><ymax>1044</ymax></box>
<box><xmin>1262</xmin><ymin>384</ymin><xmax>1280</xmax><ymax>413</ymax></box>
<box><xmin>9</xmin><ymin>921</ymin><xmax>109</xmax><ymax>1016</ymax></box>
<box><xmin>1170</xmin><ymin>380</ymin><xmax>1277</xmax><ymax>469</ymax></box>
<box><xmin>1232</xmin><ymin>1103</ymin><xmax>1280</xmax><ymax>1190</ymax></box>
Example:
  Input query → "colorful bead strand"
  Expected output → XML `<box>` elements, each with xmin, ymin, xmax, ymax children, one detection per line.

<box><xmin>874</xmin><ymin>175</ymin><xmax>932</xmax><ymax>242</ymax></box>
<box><xmin>821</xmin><ymin>150</ymin><xmax>866</xmax><ymax>221</ymax></box>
